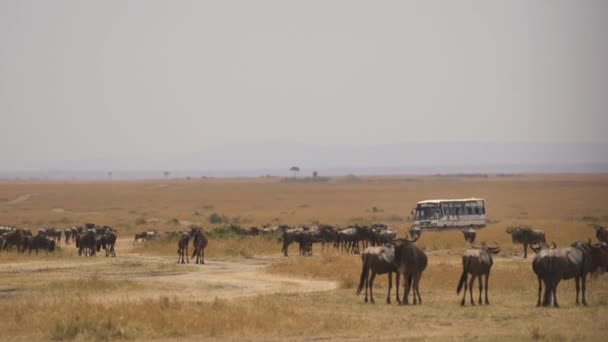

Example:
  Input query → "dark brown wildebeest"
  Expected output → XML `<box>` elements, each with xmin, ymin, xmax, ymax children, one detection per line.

<box><xmin>133</xmin><ymin>232</ymin><xmax>148</xmax><ymax>245</ymax></box>
<box><xmin>77</xmin><ymin>230</ymin><xmax>97</xmax><ymax>257</ymax></box>
<box><xmin>375</xmin><ymin>229</ymin><xmax>397</xmax><ymax>246</ymax></box>
<box><xmin>28</xmin><ymin>235</ymin><xmax>56</xmax><ymax>255</ymax></box>
<box><xmin>97</xmin><ymin>231</ymin><xmax>117</xmax><ymax>257</ymax></box>
<box><xmin>394</xmin><ymin>235</ymin><xmax>428</xmax><ymax>305</ymax></box>
<box><xmin>3</xmin><ymin>229</ymin><xmax>31</xmax><ymax>252</ymax></box>
<box><xmin>337</xmin><ymin>227</ymin><xmax>359</xmax><ymax>254</ymax></box>
<box><xmin>177</xmin><ymin>231</ymin><xmax>191</xmax><ymax>264</ymax></box>
<box><xmin>356</xmin><ymin>242</ymin><xmax>400</xmax><ymax>304</ymax></box>
<box><xmin>506</xmin><ymin>226</ymin><xmax>545</xmax><ymax>258</ymax></box>
<box><xmin>592</xmin><ymin>224</ymin><xmax>608</xmax><ymax>244</ymax></box>
<box><xmin>190</xmin><ymin>227</ymin><xmax>208</xmax><ymax>264</ymax></box>
<box><xmin>532</xmin><ymin>241</ymin><xmax>608</xmax><ymax>307</ymax></box>
<box><xmin>281</xmin><ymin>226</ymin><xmax>310</xmax><ymax>256</ymax></box>
<box><xmin>462</xmin><ymin>228</ymin><xmax>476</xmax><ymax>243</ymax></box>
<box><xmin>0</xmin><ymin>236</ymin><xmax>6</xmax><ymax>251</ymax></box>
<box><xmin>64</xmin><ymin>227</ymin><xmax>72</xmax><ymax>244</ymax></box>
<box><xmin>456</xmin><ymin>242</ymin><xmax>500</xmax><ymax>306</ymax></box>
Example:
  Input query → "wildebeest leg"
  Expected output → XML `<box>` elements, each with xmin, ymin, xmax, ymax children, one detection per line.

<box><xmin>387</xmin><ymin>272</ymin><xmax>392</xmax><ymax>304</ymax></box>
<box><xmin>536</xmin><ymin>276</ymin><xmax>542</xmax><ymax>307</ymax></box>
<box><xmin>403</xmin><ymin>275</ymin><xmax>412</xmax><ymax>305</ymax></box>
<box><xmin>581</xmin><ymin>274</ymin><xmax>588</xmax><ymax>306</ymax></box>
<box><xmin>484</xmin><ymin>272</ymin><xmax>490</xmax><ymax>304</ymax></box>
<box><xmin>523</xmin><ymin>243</ymin><xmax>528</xmax><ymax>258</ymax></box>
<box><xmin>461</xmin><ymin>272</ymin><xmax>468</xmax><ymax>306</ymax></box>
<box><xmin>363</xmin><ymin>271</ymin><xmax>369</xmax><ymax>303</ymax></box>
<box><xmin>542</xmin><ymin>278</ymin><xmax>551</xmax><ymax>306</ymax></box>
<box><xmin>369</xmin><ymin>272</ymin><xmax>376</xmax><ymax>304</ymax></box>
<box><xmin>478</xmin><ymin>275</ymin><xmax>483</xmax><ymax>305</ymax></box>
<box><xmin>575</xmin><ymin>277</ymin><xmax>580</xmax><ymax>305</ymax></box>
<box><xmin>469</xmin><ymin>276</ymin><xmax>475</xmax><ymax>305</ymax></box>
<box><xmin>395</xmin><ymin>272</ymin><xmax>401</xmax><ymax>304</ymax></box>
<box><xmin>413</xmin><ymin>273</ymin><xmax>422</xmax><ymax>305</ymax></box>
<box><xmin>552</xmin><ymin>279</ymin><xmax>559</xmax><ymax>308</ymax></box>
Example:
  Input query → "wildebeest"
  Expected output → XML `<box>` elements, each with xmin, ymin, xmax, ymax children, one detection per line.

<box><xmin>462</xmin><ymin>228</ymin><xmax>476</xmax><ymax>243</ymax></box>
<box><xmin>97</xmin><ymin>231</ymin><xmax>117</xmax><ymax>257</ymax></box>
<box><xmin>592</xmin><ymin>224</ymin><xmax>608</xmax><ymax>244</ymax></box>
<box><xmin>506</xmin><ymin>226</ymin><xmax>546</xmax><ymax>258</ymax></box>
<box><xmin>0</xmin><ymin>236</ymin><xmax>5</xmax><ymax>251</ymax></box>
<box><xmin>77</xmin><ymin>230</ymin><xmax>97</xmax><ymax>257</ymax></box>
<box><xmin>356</xmin><ymin>242</ymin><xmax>399</xmax><ymax>304</ymax></box>
<box><xmin>456</xmin><ymin>242</ymin><xmax>500</xmax><ymax>306</ymax></box>
<box><xmin>177</xmin><ymin>231</ymin><xmax>191</xmax><ymax>264</ymax></box>
<box><xmin>394</xmin><ymin>235</ymin><xmax>428</xmax><ymax>305</ymax></box>
<box><xmin>64</xmin><ymin>227</ymin><xmax>72</xmax><ymax>244</ymax></box>
<box><xmin>532</xmin><ymin>241</ymin><xmax>608</xmax><ymax>307</ymax></box>
<box><xmin>281</xmin><ymin>226</ymin><xmax>310</xmax><ymax>256</ymax></box>
<box><xmin>190</xmin><ymin>227</ymin><xmax>208</xmax><ymax>264</ymax></box>
<box><xmin>28</xmin><ymin>235</ymin><xmax>56</xmax><ymax>255</ymax></box>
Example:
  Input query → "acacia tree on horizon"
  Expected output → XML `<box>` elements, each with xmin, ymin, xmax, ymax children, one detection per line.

<box><xmin>290</xmin><ymin>166</ymin><xmax>300</xmax><ymax>178</ymax></box>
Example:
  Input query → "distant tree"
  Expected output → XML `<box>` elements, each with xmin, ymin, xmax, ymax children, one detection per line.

<box><xmin>290</xmin><ymin>166</ymin><xmax>300</xmax><ymax>177</ymax></box>
<box><xmin>163</xmin><ymin>171</ymin><xmax>170</xmax><ymax>179</ymax></box>
<box><xmin>107</xmin><ymin>171</ymin><xmax>112</xmax><ymax>180</ymax></box>
<box><xmin>312</xmin><ymin>171</ymin><xmax>318</xmax><ymax>178</ymax></box>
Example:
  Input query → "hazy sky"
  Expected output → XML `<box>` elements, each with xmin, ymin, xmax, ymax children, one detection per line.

<box><xmin>1</xmin><ymin>1</ymin><xmax>607</xmax><ymax>170</ymax></box>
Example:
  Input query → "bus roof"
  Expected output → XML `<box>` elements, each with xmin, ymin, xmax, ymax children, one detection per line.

<box><xmin>417</xmin><ymin>198</ymin><xmax>484</xmax><ymax>204</ymax></box>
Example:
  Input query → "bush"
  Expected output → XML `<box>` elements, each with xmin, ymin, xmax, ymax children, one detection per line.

<box><xmin>207</xmin><ymin>224</ymin><xmax>246</xmax><ymax>238</ymax></box>
<box><xmin>209</xmin><ymin>213</ymin><xmax>224</xmax><ymax>224</ymax></box>
<box><xmin>134</xmin><ymin>217</ymin><xmax>146</xmax><ymax>225</ymax></box>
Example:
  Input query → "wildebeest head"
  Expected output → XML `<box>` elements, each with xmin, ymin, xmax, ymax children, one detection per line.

<box><xmin>530</xmin><ymin>241</ymin><xmax>557</xmax><ymax>254</ymax></box>
<box><xmin>48</xmin><ymin>240</ymin><xmax>56</xmax><ymax>252</ymax></box>
<box><xmin>591</xmin><ymin>224</ymin><xmax>608</xmax><ymax>244</ymax></box>
<box><xmin>589</xmin><ymin>242</ymin><xmax>608</xmax><ymax>275</ymax></box>
<box><xmin>471</xmin><ymin>241</ymin><xmax>500</xmax><ymax>254</ymax></box>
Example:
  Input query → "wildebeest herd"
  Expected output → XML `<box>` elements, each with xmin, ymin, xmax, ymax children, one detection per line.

<box><xmin>0</xmin><ymin>223</ymin><xmax>117</xmax><ymax>257</ymax></box>
<box><xmin>2</xmin><ymin>221</ymin><xmax>607</xmax><ymax>308</ymax></box>
<box><xmin>348</xmin><ymin>224</ymin><xmax>608</xmax><ymax>308</ymax></box>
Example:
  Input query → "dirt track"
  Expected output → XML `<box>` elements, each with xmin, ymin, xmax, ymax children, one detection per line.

<box><xmin>0</xmin><ymin>239</ymin><xmax>337</xmax><ymax>303</ymax></box>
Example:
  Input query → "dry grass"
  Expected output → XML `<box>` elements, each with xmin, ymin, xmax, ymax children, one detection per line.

<box><xmin>1</xmin><ymin>174</ymin><xmax>608</xmax><ymax>340</ymax></box>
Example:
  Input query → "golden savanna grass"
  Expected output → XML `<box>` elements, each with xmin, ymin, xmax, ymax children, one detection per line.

<box><xmin>1</xmin><ymin>174</ymin><xmax>608</xmax><ymax>340</ymax></box>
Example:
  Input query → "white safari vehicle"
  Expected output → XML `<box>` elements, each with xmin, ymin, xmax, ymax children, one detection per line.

<box><xmin>412</xmin><ymin>198</ymin><xmax>486</xmax><ymax>229</ymax></box>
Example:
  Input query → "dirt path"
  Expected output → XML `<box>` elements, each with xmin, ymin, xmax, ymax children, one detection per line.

<box><xmin>0</xmin><ymin>238</ymin><xmax>337</xmax><ymax>303</ymax></box>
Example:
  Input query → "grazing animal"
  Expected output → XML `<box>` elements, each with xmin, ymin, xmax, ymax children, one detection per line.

<box><xmin>356</xmin><ymin>242</ymin><xmax>400</xmax><ymax>304</ymax></box>
<box><xmin>0</xmin><ymin>236</ymin><xmax>5</xmax><ymax>251</ymax></box>
<box><xmin>462</xmin><ymin>228</ymin><xmax>476</xmax><ymax>243</ymax></box>
<box><xmin>506</xmin><ymin>227</ymin><xmax>546</xmax><ymax>258</ymax></box>
<box><xmin>592</xmin><ymin>224</ymin><xmax>608</xmax><ymax>244</ymax></box>
<box><xmin>190</xmin><ymin>227</ymin><xmax>209</xmax><ymax>264</ymax></box>
<box><xmin>394</xmin><ymin>235</ymin><xmax>428</xmax><ymax>305</ymax></box>
<box><xmin>77</xmin><ymin>230</ymin><xmax>97</xmax><ymax>257</ymax></box>
<box><xmin>532</xmin><ymin>241</ymin><xmax>608</xmax><ymax>307</ymax></box>
<box><xmin>64</xmin><ymin>228</ymin><xmax>72</xmax><ymax>244</ymax></box>
<box><xmin>97</xmin><ymin>231</ymin><xmax>117</xmax><ymax>257</ymax></box>
<box><xmin>281</xmin><ymin>227</ymin><xmax>310</xmax><ymax>256</ymax></box>
<box><xmin>133</xmin><ymin>232</ymin><xmax>147</xmax><ymax>245</ymax></box>
<box><xmin>177</xmin><ymin>232</ymin><xmax>191</xmax><ymax>264</ymax></box>
<box><xmin>456</xmin><ymin>242</ymin><xmax>500</xmax><ymax>306</ymax></box>
<box><xmin>28</xmin><ymin>235</ymin><xmax>56</xmax><ymax>255</ymax></box>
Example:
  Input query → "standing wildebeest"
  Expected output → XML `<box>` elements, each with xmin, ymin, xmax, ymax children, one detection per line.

<box><xmin>462</xmin><ymin>228</ymin><xmax>476</xmax><ymax>243</ymax></box>
<box><xmin>28</xmin><ymin>235</ymin><xmax>56</xmax><ymax>255</ymax></box>
<box><xmin>592</xmin><ymin>224</ymin><xmax>608</xmax><ymax>244</ymax></box>
<box><xmin>177</xmin><ymin>231</ymin><xmax>191</xmax><ymax>264</ymax></box>
<box><xmin>97</xmin><ymin>231</ymin><xmax>117</xmax><ymax>257</ymax></box>
<box><xmin>394</xmin><ymin>235</ymin><xmax>428</xmax><ymax>305</ymax></box>
<box><xmin>506</xmin><ymin>226</ymin><xmax>545</xmax><ymax>258</ymax></box>
<box><xmin>0</xmin><ymin>236</ymin><xmax>5</xmax><ymax>251</ymax></box>
<box><xmin>77</xmin><ymin>230</ymin><xmax>97</xmax><ymax>257</ymax></box>
<box><xmin>190</xmin><ymin>227</ymin><xmax>208</xmax><ymax>264</ymax></box>
<box><xmin>281</xmin><ymin>226</ymin><xmax>310</xmax><ymax>256</ymax></box>
<box><xmin>64</xmin><ymin>227</ymin><xmax>72</xmax><ymax>244</ymax></box>
<box><xmin>337</xmin><ymin>227</ymin><xmax>359</xmax><ymax>254</ymax></box>
<box><xmin>456</xmin><ymin>242</ymin><xmax>500</xmax><ymax>306</ymax></box>
<box><xmin>532</xmin><ymin>241</ymin><xmax>608</xmax><ymax>307</ymax></box>
<box><xmin>356</xmin><ymin>242</ymin><xmax>400</xmax><ymax>304</ymax></box>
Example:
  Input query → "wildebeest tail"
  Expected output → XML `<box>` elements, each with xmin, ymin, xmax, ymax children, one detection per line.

<box><xmin>457</xmin><ymin>257</ymin><xmax>470</xmax><ymax>294</ymax></box>
<box><xmin>356</xmin><ymin>254</ymin><xmax>369</xmax><ymax>295</ymax></box>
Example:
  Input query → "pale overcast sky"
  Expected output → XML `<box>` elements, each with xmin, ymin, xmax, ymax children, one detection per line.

<box><xmin>0</xmin><ymin>1</ymin><xmax>607</xmax><ymax>171</ymax></box>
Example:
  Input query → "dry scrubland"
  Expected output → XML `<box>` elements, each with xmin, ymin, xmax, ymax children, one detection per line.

<box><xmin>1</xmin><ymin>174</ymin><xmax>608</xmax><ymax>341</ymax></box>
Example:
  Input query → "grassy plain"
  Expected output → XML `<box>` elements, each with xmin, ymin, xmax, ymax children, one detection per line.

<box><xmin>1</xmin><ymin>174</ymin><xmax>608</xmax><ymax>340</ymax></box>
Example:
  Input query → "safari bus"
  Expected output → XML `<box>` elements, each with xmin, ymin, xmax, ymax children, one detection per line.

<box><xmin>412</xmin><ymin>198</ymin><xmax>486</xmax><ymax>229</ymax></box>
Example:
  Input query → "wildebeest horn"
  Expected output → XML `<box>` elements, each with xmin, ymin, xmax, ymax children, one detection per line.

<box><xmin>470</xmin><ymin>242</ymin><xmax>480</xmax><ymax>249</ymax></box>
<box><xmin>403</xmin><ymin>234</ymin><xmax>418</xmax><ymax>242</ymax></box>
<box><xmin>551</xmin><ymin>241</ymin><xmax>557</xmax><ymax>249</ymax></box>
